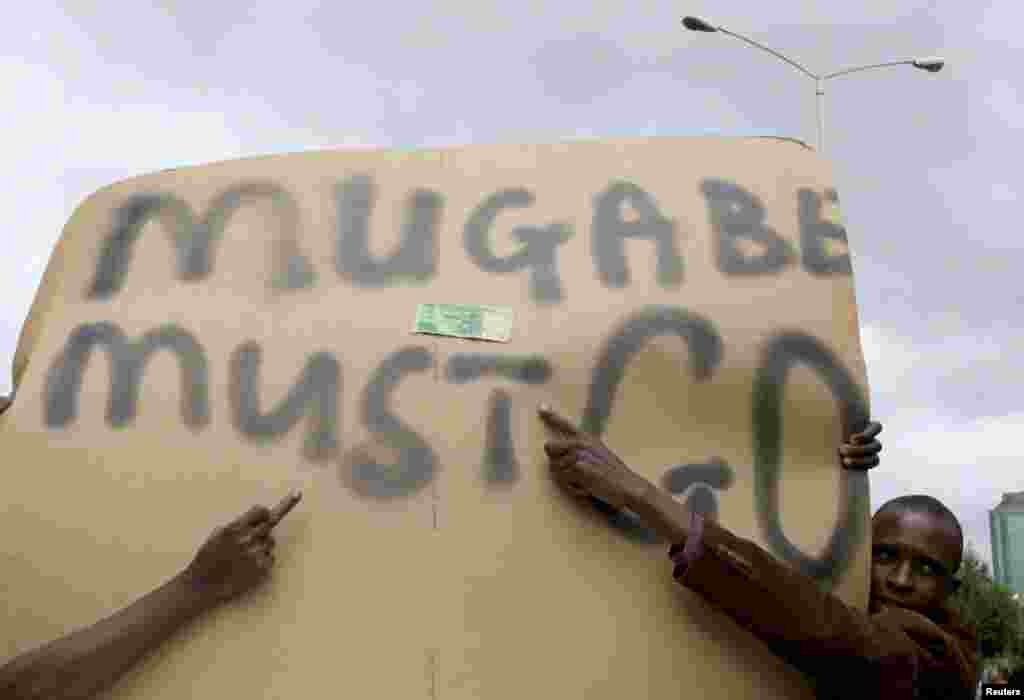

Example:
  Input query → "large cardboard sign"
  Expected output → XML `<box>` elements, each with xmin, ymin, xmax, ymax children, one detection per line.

<box><xmin>1</xmin><ymin>137</ymin><xmax>871</xmax><ymax>698</ymax></box>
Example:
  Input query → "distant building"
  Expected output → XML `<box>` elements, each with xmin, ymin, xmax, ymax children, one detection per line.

<box><xmin>990</xmin><ymin>492</ymin><xmax>1024</xmax><ymax>596</ymax></box>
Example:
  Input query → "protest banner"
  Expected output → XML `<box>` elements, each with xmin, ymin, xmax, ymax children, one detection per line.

<box><xmin>1</xmin><ymin>136</ymin><xmax>870</xmax><ymax>698</ymax></box>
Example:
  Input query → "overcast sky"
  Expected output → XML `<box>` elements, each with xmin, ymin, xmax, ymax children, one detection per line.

<box><xmin>2</xmin><ymin>1</ymin><xmax>1019</xmax><ymax>570</ymax></box>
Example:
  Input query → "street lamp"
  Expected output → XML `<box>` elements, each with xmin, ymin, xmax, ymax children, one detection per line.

<box><xmin>681</xmin><ymin>15</ymin><xmax>944</xmax><ymax>153</ymax></box>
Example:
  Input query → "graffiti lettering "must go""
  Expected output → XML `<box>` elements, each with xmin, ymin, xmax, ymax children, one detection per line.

<box><xmin>43</xmin><ymin>305</ymin><xmax>868</xmax><ymax>587</ymax></box>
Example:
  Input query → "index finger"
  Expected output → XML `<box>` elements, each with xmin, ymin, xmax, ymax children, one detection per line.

<box><xmin>544</xmin><ymin>439</ymin><xmax>589</xmax><ymax>458</ymax></box>
<box><xmin>230</xmin><ymin>504</ymin><xmax>272</xmax><ymax>532</ymax></box>
<box><xmin>852</xmin><ymin>421</ymin><xmax>882</xmax><ymax>443</ymax></box>
<box><xmin>267</xmin><ymin>490</ymin><xmax>302</xmax><ymax>528</ymax></box>
<box><xmin>538</xmin><ymin>404</ymin><xmax>581</xmax><ymax>437</ymax></box>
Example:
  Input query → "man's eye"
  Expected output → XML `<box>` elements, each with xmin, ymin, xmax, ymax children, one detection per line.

<box><xmin>873</xmin><ymin>549</ymin><xmax>894</xmax><ymax>561</ymax></box>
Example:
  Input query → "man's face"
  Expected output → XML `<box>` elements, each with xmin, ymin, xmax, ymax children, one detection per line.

<box><xmin>869</xmin><ymin>509</ymin><xmax>961</xmax><ymax>614</ymax></box>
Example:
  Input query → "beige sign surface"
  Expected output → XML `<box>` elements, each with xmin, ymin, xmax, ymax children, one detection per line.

<box><xmin>1</xmin><ymin>136</ymin><xmax>871</xmax><ymax>699</ymax></box>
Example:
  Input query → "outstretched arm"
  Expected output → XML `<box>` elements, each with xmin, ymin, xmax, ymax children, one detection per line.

<box><xmin>669</xmin><ymin>517</ymin><xmax>919</xmax><ymax>696</ymax></box>
<box><xmin>538</xmin><ymin>407</ymin><xmax>919</xmax><ymax>696</ymax></box>
<box><xmin>0</xmin><ymin>491</ymin><xmax>300</xmax><ymax>700</ymax></box>
<box><xmin>539</xmin><ymin>404</ymin><xmax>693</xmax><ymax>542</ymax></box>
<box><xmin>0</xmin><ymin>573</ymin><xmax>213</xmax><ymax>699</ymax></box>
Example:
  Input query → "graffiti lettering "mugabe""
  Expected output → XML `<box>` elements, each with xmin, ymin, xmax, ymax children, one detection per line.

<box><xmin>85</xmin><ymin>177</ymin><xmax>851</xmax><ymax>304</ymax></box>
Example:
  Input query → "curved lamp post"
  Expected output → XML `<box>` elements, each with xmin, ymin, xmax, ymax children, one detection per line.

<box><xmin>681</xmin><ymin>15</ymin><xmax>944</xmax><ymax>153</ymax></box>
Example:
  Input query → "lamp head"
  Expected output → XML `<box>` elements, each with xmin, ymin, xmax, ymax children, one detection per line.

<box><xmin>912</xmin><ymin>57</ymin><xmax>945</xmax><ymax>73</ymax></box>
<box><xmin>682</xmin><ymin>16</ymin><xmax>717</xmax><ymax>33</ymax></box>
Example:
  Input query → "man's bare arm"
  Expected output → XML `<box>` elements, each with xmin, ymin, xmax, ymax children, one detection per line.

<box><xmin>0</xmin><ymin>573</ymin><xmax>213</xmax><ymax>699</ymax></box>
<box><xmin>0</xmin><ymin>491</ymin><xmax>301</xmax><ymax>700</ymax></box>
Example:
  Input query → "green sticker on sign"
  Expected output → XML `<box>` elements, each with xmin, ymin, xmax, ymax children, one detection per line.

<box><xmin>413</xmin><ymin>304</ymin><xmax>513</xmax><ymax>342</ymax></box>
